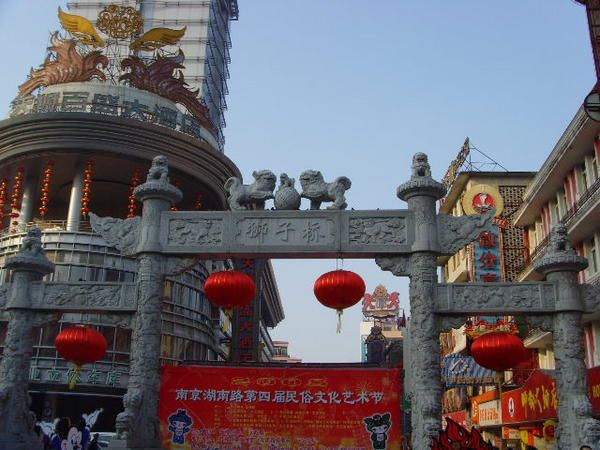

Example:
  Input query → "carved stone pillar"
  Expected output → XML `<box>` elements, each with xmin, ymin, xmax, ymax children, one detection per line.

<box><xmin>534</xmin><ymin>224</ymin><xmax>600</xmax><ymax>449</ymax></box>
<box><xmin>0</xmin><ymin>229</ymin><xmax>54</xmax><ymax>450</ymax></box>
<box><xmin>111</xmin><ymin>156</ymin><xmax>181</xmax><ymax>450</ymax></box>
<box><xmin>397</xmin><ymin>153</ymin><xmax>446</xmax><ymax>450</ymax></box>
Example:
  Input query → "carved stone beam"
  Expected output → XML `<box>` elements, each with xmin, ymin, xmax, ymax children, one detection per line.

<box><xmin>35</xmin><ymin>282</ymin><xmax>137</xmax><ymax>313</ymax></box>
<box><xmin>161</xmin><ymin>209</ymin><xmax>414</xmax><ymax>258</ymax></box>
<box><xmin>434</xmin><ymin>282</ymin><xmax>558</xmax><ymax>315</ymax></box>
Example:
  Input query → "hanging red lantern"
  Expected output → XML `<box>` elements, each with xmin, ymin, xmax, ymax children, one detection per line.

<box><xmin>171</xmin><ymin>180</ymin><xmax>182</xmax><ymax>211</ymax></box>
<box><xmin>39</xmin><ymin>161</ymin><xmax>55</xmax><ymax>218</ymax></box>
<box><xmin>81</xmin><ymin>160</ymin><xmax>94</xmax><ymax>218</ymax></box>
<box><xmin>471</xmin><ymin>331</ymin><xmax>526</xmax><ymax>371</ymax></box>
<box><xmin>127</xmin><ymin>168</ymin><xmax>142</xmax><ymax>218</ymax></box>
<box><xmin>194</xmin><ymin>193</ymin><xmax>204</xmax><ymax>210</ymax></box>
<box><xmin>204</xmin><ymin>270</ymin><xmax>256</xmax><ymax>309</ymax></box>
<box><xmin>314</xmin><ymin>269</ymin><xmax>366</xmax><ymax>333</ymax></box>
<box><xmin>9</xmin><ymin>168</ymin><xmax>25</xmax><ymax>232</ymax></box>
<box><xmin>55</xmin><ymin>326</ymin><xmax>107</xmax><ymax>389</ymax></box>
<box><xmin>0</xmin><ymin>178</ymin><xmax>9</xmax><ymax>231</ymax></box>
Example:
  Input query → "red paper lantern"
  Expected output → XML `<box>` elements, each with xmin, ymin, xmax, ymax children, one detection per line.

<box><xmin>471</xmin><ymin>331</ymin><xmax>526</xmax><ymax>371</ymax></box>
<box><xmin>314</xmin><ymin>269</ymin><xmax>366</xmax><ymax>332</ymax></box>
<box><xmin>204</xmin><ymin>270</ymin><xmax>256</xmax><ymax>309</ymax></box>
<box><xmin>55</xmin><ymin>326</ymin><xmax>107</xmax><ymax>389</ymax></box>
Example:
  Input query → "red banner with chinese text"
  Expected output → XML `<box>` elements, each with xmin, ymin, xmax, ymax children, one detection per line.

<box><xmin>159</xmin><ymin>365</ymin><xmax>402</xmax><ymax>449</ymax></box>
<box><xmin>588</xmin><ymin>365</ymin><xmax>600</xmax><ymax>414</ymax></box>
<box><xmin>501</xmin><ymin>370</ymin><xmax>558</xmax><ymax>424</ymax></box>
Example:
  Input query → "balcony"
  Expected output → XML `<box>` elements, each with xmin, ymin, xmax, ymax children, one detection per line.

<box><xmin>515</xmin><ymin>233</ymin><xmax>550</xmax><ymax>281</ymax></box>
<box><xmin>516</xmin><ymin>177</ymin><xmax>600</xmax><ymax>280</ymax></box>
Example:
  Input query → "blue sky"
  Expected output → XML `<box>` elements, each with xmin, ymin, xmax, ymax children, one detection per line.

<box><xmin>0</xmin><ymin>1</ymin><xmax>595</xmax><ymax>362</ymax></box>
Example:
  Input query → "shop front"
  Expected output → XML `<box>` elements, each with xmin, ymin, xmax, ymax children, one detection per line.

<box><xmin>501</xmin><ymin>370</ymin><xmax>557</xmax><ymax>449</ymax></box>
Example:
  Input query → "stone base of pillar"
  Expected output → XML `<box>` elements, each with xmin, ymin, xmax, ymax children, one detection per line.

<box><xmin>108</xmin><ymin>440</ymin><xmax>164</xmax><ymax>450</ymax></box>
<box><xmin>0</xmin><ymin>439</ymin><xmax>43</xmax><ymax>450</ymax></box>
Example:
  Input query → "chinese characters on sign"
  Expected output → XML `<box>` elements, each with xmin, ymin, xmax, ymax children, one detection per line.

<box><xmin>501</xmin><ymin>370</ymin><xmax>558</xmax><ymax>423</ymax></box>
<box><xmin>474</xmin><ymin>227</ymin><xmax>502</xmax><ymax>283</ymax></box>
<box><xmin>238</xmin><ymin>218</ymin><xmax>333</xmax><ymax>247</ymax></box>
<box><xmin>159</xmin><ymin>365</ymin><xmax>402</xmax><ymax>449</ymax></box>
<box><xmin>10</xmin><ymin>91</ymin><xmax>209</xmax><ymax>143</ymax></box>
<box><xmin>29</xmin><ymin>365</ymin><xmax>125</xmax><ymax>387</ymax></box>
<box><xmin>232</xmin><ymin>259</ymin><xmax>261</xmax><ymax>363</ymax></box>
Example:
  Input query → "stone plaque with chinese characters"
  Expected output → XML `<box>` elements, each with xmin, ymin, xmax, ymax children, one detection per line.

<box><xmin>161</xmin><ymin>210</ymin><xmax>414</xmax><ymax>257</ymax></box>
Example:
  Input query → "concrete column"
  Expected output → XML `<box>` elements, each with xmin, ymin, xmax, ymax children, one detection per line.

<box><xmin>396</xmin><ymin>153</ymin><xmax>446</xmax><ymax>450</ymax></box>
<box><xmin>111</xmin><ymin>156</ymin><xmax>181</xmax><ymax>450</ymax></box>
<box><xmin>534</xmin><ymin>224</ymin><xmax>600</xmax><ymax>448</ymax></box>
<box><xmin>17</xmin><ymin>175</ymin><xmax>37</xmax><ymax>230</ymax></box>
<box><xmin>0</xmin><ymin>229</ymin><xmax>55</xmax><ymax>450</ymax></box>
<box><xmin>66</xmin><ymin>161</ymin><xmax>85</xmax><ymax>231</ymax></box>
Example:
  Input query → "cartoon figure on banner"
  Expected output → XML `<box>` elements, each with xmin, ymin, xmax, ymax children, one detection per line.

<box><xmin>168</xmin><ymin>409</ymin><xmax>193</xmax><ymax>445</ymax></box>
<box><xmin>364</xmin><ymin>413</ymin><xmax>392</xmax><ymax>449</ymax></box>
<box><xmin>63</xmin><ymin>425</ymin><xmax>83</xmax><ymax>450</ymax></box>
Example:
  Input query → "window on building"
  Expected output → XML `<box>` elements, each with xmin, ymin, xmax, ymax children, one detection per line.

<box><xmin>593</xmin><ymin>154</ymin><xmax>599</xmax><ymax>181</ymax></box>
<box><xmin>592</xmin><ymin>246</ymin><xmax>598</xmax><ymax>274</ymax></box>
<box><xmin>582</xmin><ymin>164</ymin><xmax>589</xmax><ymax>191</ymax></box>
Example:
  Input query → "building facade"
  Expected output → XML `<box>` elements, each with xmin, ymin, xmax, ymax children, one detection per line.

<box><xmin>438</xmin><ymin>165</ymin><xmax>543</xmax><ymax>447</ymax></box>
<box><xmin>0</xmin><ymin>1</ymin><xmax>284</xmax><ymax>431</ymax></box>
<box><xmin>513</xmin><ymin>104</ymin><xmax>600</xmax><ymax>432</ymax></box>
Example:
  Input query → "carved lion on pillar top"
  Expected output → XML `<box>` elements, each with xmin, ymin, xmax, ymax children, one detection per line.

<box><xmin>146</xmin><ymin>155</ymin><xmax>169</xmax><ymax>183</ymax></box>
<box><xmin>412</xmin><ymin>152</ymin><xmax>431</xmax><ymax>178</ymax></box>
<box><xmin>299</xmin><ymin>170</ymin><xmax>352</xmax><ymax>210</ymax></box>
<box><xmin>224</xmin><ymin>170</ymin><xmax>277</xmax><ymax>210</ymax></box>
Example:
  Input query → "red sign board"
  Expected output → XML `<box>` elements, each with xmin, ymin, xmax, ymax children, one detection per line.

<box><xmin>501</xmin><ymin>370</ymin><xmax>558</xmax><ymax>424</ymax></box>
<box><xmin>159</xmin><ymin>365</ymin><xmax>402</xmax><ymax>449</ymax></box>
<box><xmin>588</xmin><ymin>365</ymin><xmax>600</xmax><ymax>414</ymax></box>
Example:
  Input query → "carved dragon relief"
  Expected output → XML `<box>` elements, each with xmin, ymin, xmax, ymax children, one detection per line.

<box><xmin>165</xmin><ymin>256</ymin><xmax>202</xmax><ymax>276</ymax></box>
<box><xmin>583</xmin><ymin>284</ymin><xmax>600</xmax><ymax>314</ymax></box>
<box><xmin>375</xmin><ymin>256</ymin><xmax>411</xmax><ymax>277</ymax></box>
<box><xmin>89</xmin><ymin>213</ymin><xmax>140</xmax><ymax>255</ymax></box>
<box><xmin>437</xmin><ymin>209</ymin><xmax>494</xmax><ymax>255</ymax></box>
<box><xmin>349</xmin><ymin>218</ymin><xmax>406</xmax><ymax>245</ymax></box>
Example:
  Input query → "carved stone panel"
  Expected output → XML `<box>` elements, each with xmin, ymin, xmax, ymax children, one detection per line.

<box><xmin>435</xmin><ymin>282</ymin><xmax>557</xmax><ymax>315</ymax></box>
<box><xmin>168</xmin><ymin>218</ymin><xmax>223</xmax><ymax>246</ymax></box>
<box><xmin>343</xmin><ymin>211</ymin><xmax>413</xmax><ymax>255</ymax></box>
<box><xmin>31</xmin><ymin>282</ymin><xmax>137</xmax><ymax>312</ymax></box>
<box><xmin>160</xmin><ymin>210</ymin><xmax>414</xmax><ymax>257</ymax></box>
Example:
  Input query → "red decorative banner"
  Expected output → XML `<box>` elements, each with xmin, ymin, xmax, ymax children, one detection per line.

<box><xmin>588</xmin><ymin>365</ymin><xmax>600</xmax><ymax>414</ymax></box>
<box><xmin>159</xmin><ymin>365</ymin><xmax>402</xmax><ymax>449</ymax></box>
<box><xmin>501</xmin><ymin>370</ymin><xmax>558</xmax><ymax>424</ymax></box>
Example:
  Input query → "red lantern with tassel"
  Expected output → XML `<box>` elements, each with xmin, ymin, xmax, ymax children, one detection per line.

<box><xmin>81</xmin><ymin>160</ymin><xmax>94</xmax><ymax>217</ymax></box>
<box><xmin>314</xmin><ymin>269</ymin><xmax>366</xmax><ymax>333</ymax></box>
<box><xmin>39</xmin><ymin>161</ymin><xmax>55</xmax><ymax>218</ymax></box>
<box><xmin>471</xmin><ymin>331</ymin><xmax>526</xmax><ymax>371</ymax></box>
<box><xmin>55</xmin><ymin>326</ymin><xmax>107</xmax><ymax>389</ymax></box>
<box><xmin>127</xmin><ymin>168</ymin><xmax>142</xmax><ymax>218</ymax></box>
<box><xmin>204</xmin><ymin>270</ymin><xmax>256</xmax><ymax>309</ymax></box>
<box><xmin>9</xmin><ymin>168</ymin><xmax>25</xmax><ymax>232</ymax></box>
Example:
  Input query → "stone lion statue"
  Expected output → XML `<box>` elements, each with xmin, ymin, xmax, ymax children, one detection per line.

<box><xmin>146</xmin><ymin>155</ymin><xmax>169</xmax><ymax>183</ymax></box>
<box><xmin>224</xmin><ymin>170</ymin><xmax>277</xmax><ymax>210</ymax></box>
<box><xmin>412</xmin><ymin>152</ymin><xmax>431</xmax><ymax>178</ymax></box>
<box><xmin>21</xmin><ymin>228</ymin><xmax>43</xmax><ymax>256</ymax></box>
<box><xmin>550</xmin><ymin>223</ymin><xmax>572</xmax><ymax>252</ymax></box>
<box><xmin>299</xmin><ymin>170</ymin><xmax>351</xmax><ymax>210</ymax></box>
